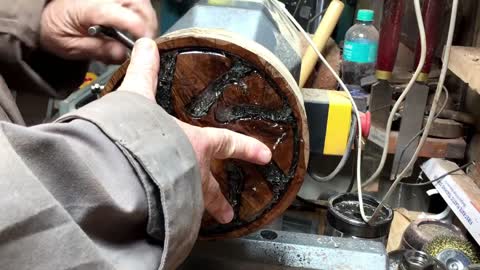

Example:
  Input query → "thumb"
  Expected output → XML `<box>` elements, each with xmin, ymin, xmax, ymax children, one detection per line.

<box><xmin>118</xmin><ymin>38</ymin><xmax>159</xmax><ymax>101</ymax></box>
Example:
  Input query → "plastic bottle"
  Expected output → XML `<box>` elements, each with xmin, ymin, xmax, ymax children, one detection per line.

<box><xmin>342</xmin><ymin>9</ymin><xmax>379</xmax><ymax>89</ymax></box>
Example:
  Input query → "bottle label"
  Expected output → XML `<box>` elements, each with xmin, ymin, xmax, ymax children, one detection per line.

<box><xmin>343</xmin><ymin>41</ymin><xmax>378</xmax><ymax>63</ymax></box>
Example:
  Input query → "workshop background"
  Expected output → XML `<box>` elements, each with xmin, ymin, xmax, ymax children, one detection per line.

<box><xmin>20</xmin><ymin>0</ymin><xmax>480</xmax><ymax>269</ymax></box>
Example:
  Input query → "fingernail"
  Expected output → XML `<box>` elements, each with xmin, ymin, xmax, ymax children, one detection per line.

<box><xmin>259</xmin><ymin>147</ymin><xmax>272</xmax><ymax>164</ymax></box>
<box><xmin>220</xmin><ymin>206</ymin><xmax>234</xmax><ymax>224</ymax></box>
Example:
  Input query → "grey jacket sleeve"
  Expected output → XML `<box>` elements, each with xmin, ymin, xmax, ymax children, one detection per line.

<box><xmin>0</xmin><ymin>0</ymin><xmax>87</xmax><ymax>98</ymax></box>
<box><xmin>0</xmin><ymin>91</ymin><xmax>203</xmax><ymax>270</ymax></box>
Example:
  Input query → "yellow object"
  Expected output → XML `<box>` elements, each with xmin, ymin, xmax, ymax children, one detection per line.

<box><xmin>299</xmin><ymin>0</ymin><xmax>344</xmax><ymax>88</ymax></box>
<box><xmin>324</xmin><ymin>91</ymin><xmax>352</xmax><ymax>155</ymax></box>
<box><xmin>375</xmin><ymin>70</ymin><xmax>393</xmax><ymax>81</ymax></box>
<box><xmin>79</xmin><ymin>72</ymin><xmax>98</xmax><ymax>89</ymax></box>
<box><xmin>208</xmin><ymin>0</ymin><xmax>232</xmax><ymax>5</ymax></box>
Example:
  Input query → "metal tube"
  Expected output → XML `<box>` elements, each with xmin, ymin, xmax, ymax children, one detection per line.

<box><xmin>88</xmin><ymin>25</ymin><xmax>135</xmax><ymax>50</ymax></box>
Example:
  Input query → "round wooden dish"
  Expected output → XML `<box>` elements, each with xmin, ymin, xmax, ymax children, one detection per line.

<box><xmin>103</xmin><ymin>29</ymin><xmax>309</xmax><ymax>239</ymax></box>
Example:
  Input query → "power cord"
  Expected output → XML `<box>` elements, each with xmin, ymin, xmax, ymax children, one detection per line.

<box><xmin>401</xmin><ymin>161</ymin><xmax>475</xmax><ymax>187</ymax></box>
<box><xmin>358</xmin><ymin>86</ymin><xmax>449</xmax><ymax>189</ymax></box>
<box><xmin>308</xmin><ymin>113</ymin><xmax>357</xmax><ymax>182</ymax></box>
<box><xmin>361</xmin><ymin>0</ymin><xmax>428</xmax><ymax>193</ymax></box>
<box><xmin>368</xmin><ymin>0</ymin><xmax>459</xmax><ymax>224</ymax></box>
<box><xmin>270</xmin><ymin>0</ymin><xmax>369</xmax><ymax>222</ymax></box>
<box><xmin>358</xmin><ymin>84</ymin><xmax>449</xmax><ymax>189</ymax></box>
<box><xmin>346</xmin><ymin>134</ymin><xmax>357</xmax><ymax>193</ymax></box>
<box><xmin>391</xmin><ymin>86</ymin><xmax>449</xmax><ymax>182</ymax></box>
<box><xmin>271</xmin><ymin>0</ymin><xmax>457</xmax><ymax>224</ymax></box>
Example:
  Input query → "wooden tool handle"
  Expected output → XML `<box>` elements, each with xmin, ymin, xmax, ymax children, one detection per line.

<box><xmin>376</xmin><ymin>0</ymin><xmax>404</xmax><ymax>80</ymax></box>
<box><xmin>299</xmin><ymin>0</ymin><xmax>344</xmax><ymax>88</ymax></box>
<box><xmin>414</xmin><ymin>0</ymin><xmax>443</xmax><ymax>81</ymax></box>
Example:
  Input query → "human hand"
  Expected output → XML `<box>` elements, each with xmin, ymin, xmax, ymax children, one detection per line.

<box><xmin>115</xmin><ymin>38</ymin><xmax>272</xmax><ymax>224</ymax></box>
<box><xmin>40</xmin><ymin>0</ymin><xmax>157</xmax><ymax>63</ymax></box>
<box><xmin>175</xmin><ymin>120</ymin><xmax>272</xmax><ymax>224</ymax></box>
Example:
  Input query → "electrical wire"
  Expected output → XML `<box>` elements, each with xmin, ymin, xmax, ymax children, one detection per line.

<box><xmin>268</xmin><ymin>0</ymin><xmax>369</xmax><ymax>221</ymax></box>
<box><xmin>346</xmin><ymin>134</ymin><xmax>357</xmax><ymax>193</ymax></box>
<box><xmin>361</xmin><ymin>0</ymin><xmax>428</xmax><ymax>192</ymax></box>
<box><xmin>308</xmin><ymin>113</ymin><xmax>357</xmax><ymax>182</ymax></box>
<box><xmin>391</xmin><ymin>86</ymin><xmax>449</xmax><ymax>181</ymax></box>
<box><xmin>368</xmin><ymin>0</ymin><xmax>459</xmax><ymax>224</ymax></box>
<box><xmin>307</xmin><ymin>9</ymin><xmax>328</xmax><ymax>33</ymax></box>
<box><xmin>292</xmin><ymin>0</ymin><xmax>303</xmax><ymax>17</ymax></box>
<box><xmin>401</xmin><ymin>161</ymin><xmax>475</xmax><ymax>187</ymax></box>
<box><xmin>359</xmin><ymin>85</ymin><xmax>449</xmax><ymax>189</ymax></box>
<box><xmin>270</xmin><ymin>0</ymin><xmax>454</xmax><ymax>224</ymax></box>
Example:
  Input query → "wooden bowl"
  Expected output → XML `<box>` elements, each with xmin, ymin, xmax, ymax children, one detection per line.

<box><xmin>103</xmin><ymin>28</ymin><xmax>309</xmax><ymax>239</ymax></box>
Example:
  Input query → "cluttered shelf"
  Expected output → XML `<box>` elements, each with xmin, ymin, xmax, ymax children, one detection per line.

<box><xmin>387</xmin><ymin>131</ymin><xmax>466</xmax><ymax>159</ymax></box>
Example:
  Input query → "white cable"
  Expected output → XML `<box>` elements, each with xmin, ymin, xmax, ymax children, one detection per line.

<box><xmin>271</xmin><ymin>0</ymin><xmax>429</xmax><ymax>223</ymax></box>
<box><xmin>274</xmin><ymin>0</ymin><xmax>457</xmax><ymax>224</ymax></box>
<box><xmin>359</xmin><ymin>84</ymin><xmax>449</xmax><ymax>189</ymax></box>
<box><xmin>361</xmin><ymin>0</ymin><xmax>427</xmax><ymax>189</ymax></box>
<box><xmin>369</xmin><ymin>0</ymin><xmax>459</xmax><ymax>223</ymax></box>
<box><xmin>269</xmin><ymin>0</ymin><xmax>369</xmax><ymax>221</ymax></box>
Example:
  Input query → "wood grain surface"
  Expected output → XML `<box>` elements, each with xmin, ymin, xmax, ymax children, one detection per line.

<box><xmin>448</xmin><ymin>46</ymin><xmax>480</xmax><ymax>94</ymax></box>
<box><xmin>103</xmin><ymin>29</ymin><xmax>309</xmax><ymax>239</ymax></box>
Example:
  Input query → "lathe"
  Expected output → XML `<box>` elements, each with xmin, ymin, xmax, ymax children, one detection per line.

<box><xmin>51</xmin><ymin>0</ymin><xmax>480</xmax><ymax>269</ymax></box>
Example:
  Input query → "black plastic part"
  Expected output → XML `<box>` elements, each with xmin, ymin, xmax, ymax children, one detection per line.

<box><xmin>260</xmin><ymin>230</ymin><xmax>278</xmax><ymax>240</ymax></box>
<box><xmin>304</xmin><ymin>99</ymin><xmax>329</xmax><ymax>154</ymax></box>
<box><xmin>327</xmin><ymin>193</ymin><xmax>393</xmax><ymax>239</ymax></box>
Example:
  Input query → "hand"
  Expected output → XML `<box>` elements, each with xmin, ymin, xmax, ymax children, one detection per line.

<box><xmin>175</xmin><ymin>120</ymin><xmax>272</xmax><ymax>224</ymax></box>
<box><xmin>40</xmin><ymin>0</ymin><xmax>157</xmax><ymax>63</ymax></box>
<box><xmin>116</xmin><ymin>38</ymin><xmax>273</xmax><ymax>224</ymax></box>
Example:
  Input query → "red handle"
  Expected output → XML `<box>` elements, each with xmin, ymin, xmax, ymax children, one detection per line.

<box><xmin>376</xmin><ymin>0</ymin><xmax>404</xmax><ymax>77</ymax></box>
<box><xmin>413</xmin><ymin>0</ymin><xmax>443</xmax><ymax>77</ymax></box>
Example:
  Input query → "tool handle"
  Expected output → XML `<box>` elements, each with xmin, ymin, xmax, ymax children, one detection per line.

<box><xmin>299</xmin><ymin>0</ymin><xmax>344</xmax><ymax>88</ymax></box>
<box><xmin>88</xmin><ymin>25</ymin><xmax>135</xmax><ymax>50</ymax></box>
<box><xmin>376</xmin><ymin>0</ymin><xmax>404</xmax><ymax>80</ymax></box>
<box><xmin>413</xmin><ymin>0</ymin><xmax>443</xmax><ymax>81</ymax></box>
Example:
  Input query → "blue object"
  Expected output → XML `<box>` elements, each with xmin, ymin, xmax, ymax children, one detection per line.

<box><xmin>343</xmin><ymin>40</ymin><xmax>378</xmax><ymax>63</ymax></box>
<box><xmin>357</xmin><ymin>9</ymin><xmax>374</xmax><ymax>22</ymax></box>
<box><xmin>341</xmin><ymin>8</ymin><xmax>379</xmax><ymax>87</ymax></box>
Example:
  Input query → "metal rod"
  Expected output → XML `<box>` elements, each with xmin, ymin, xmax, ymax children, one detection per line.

<box><xmin>88</xmin><ymin>25</ymin><xmax>135</xmax><ymax>50</ymax></box>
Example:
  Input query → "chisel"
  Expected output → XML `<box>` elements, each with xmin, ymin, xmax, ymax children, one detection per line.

<box><xmin>362</xmin><ymin>0</ymin><xmax>404</xmax><ymax>180</ymax></box>
<box><xmin>88</xmin><ymin>25</ymin><xmax>135</xmax><ymax>50</ymax></box>
<box><xmin>391</xmin><ymin>0</ymin><xmax>443</xmax><ymax>179</ymax></box>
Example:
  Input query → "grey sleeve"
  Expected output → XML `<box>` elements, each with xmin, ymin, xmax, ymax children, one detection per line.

<box><xmin>0</xmin><ymin>0</ymin><xmax>87</xmax><ymax>98</ymax></box>
<box><xmin>0</xmin><ymin>91</ymin><xmax>203</xmax><ymax>270</ymax></box>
